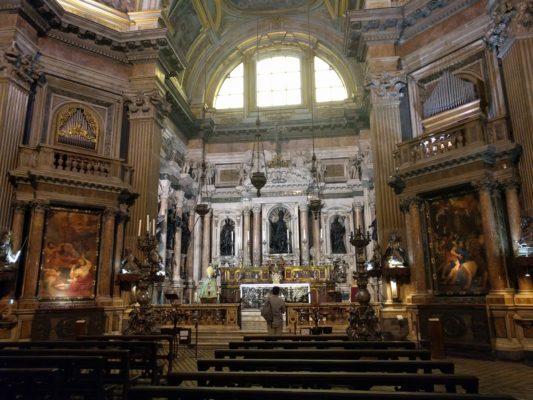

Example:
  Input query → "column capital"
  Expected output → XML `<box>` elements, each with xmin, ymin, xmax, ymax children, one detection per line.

<box><xmin>11</xmin><ymin>200</ymin><xmax>29</xmax><ymax>213</ymax></box>
<box><xmin>500</xmin><ymin>176</ymin><xmax>521</xmax><ymax>191</ymax></box>
<box><xmin>299</xmin><ymin>204</ymin><xmax>308</xmax><ymax>213</ymax></box>
<box><xmin>252</xmin><ymin>205</ymin><xmax>262</xmax><ymax>214</ymax></box>
<box><xmin>484</xmin><ymin>1</ymin><xmax>533</xmax><ymax>53</ymax></box>
<box><xmin>0</xmin><ymin>44</ymin><xmax>45</xmax><ymax>89</ymax></box>
<box><xmin>30</xmin><ymin>200</ymin><xmax>49</xmax><ymax>214</ymax></box>
<box><xmin>124</xmin><ymin>90</ymin><xmax>171</xmax><ymax>123</ymax></box>
<box><xmin>473</xmin><ymin>178</ymin><xmax>498</xmax><ymax>193</ymax></box>
<box><xmin>103</xmin><ymin>207</ymin><xmax>118</xmax><ymax>220</ymax></box>
<box><xmin>401</xmin><ymin>196</ymin><xmax>424</xmax><ymax>210</ymax></box>
<box><xmin>353</xmin><ymin>202</ymin><xmax>363</xmax><ymax>212</ymax></box>
<box><xmin>366</xmin><ymin>71</ymin><xmax>406</xmax><ymax>102</ymax></box>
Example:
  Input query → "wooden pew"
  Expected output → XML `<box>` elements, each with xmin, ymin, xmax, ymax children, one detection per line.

<box><xmin>243</xmin><ymin>334</ymin><xmax>351</xmax><ymax>341</ymax></box>
<box><xmin>0</xmin><ymin>349</ymin><xmax>130</xmax><ymax>399</ymax></box>
<box><xmin>128</xmin><ymin>386</ymin><xmax>516</xmax><ymax>400</ymax></box>
<box><xmin>229</xmin><ymin>340</ymin><xmax>416</xmax><ymax>349</ymax></box>
<box><xmin>0</xmin><ymin>356</ymin><xmax>107</xmax><ymax>399</ymax></box>
<box><xmin>0</xmin><ymin>339</ymin><xmax>159</xmax><ymax>384</ymax></box>
<box><xmin>167</xmin><ymin>370</ymin><xmax>479</xmax><ymax>393</ymax></box>
<box><xmin>77</xmin><ymin>334</ymin><xmax>175</xmax><ymax>373</ymax></box>
<box><xmin>215</xmin><ymin>348</ymin><xmax>431</xmax><ymax>360</ymax></box>
<box><xmin>0</xmin><ymin>367</ymin><xmax>62</xmax><ymax>400</ymax></box>
<box><xmin>197</xmin><ymin>358</ymin><xmax>455</xmax><ymax>373</ymax></box>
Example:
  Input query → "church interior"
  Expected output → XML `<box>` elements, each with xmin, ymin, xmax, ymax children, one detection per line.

<box><xmin>1</xmin><ymin>0</ymin><xmax>533</xmax><ymax>397</ymax></box>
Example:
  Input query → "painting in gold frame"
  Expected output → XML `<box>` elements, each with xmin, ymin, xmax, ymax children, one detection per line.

<box><xmin>425</xmin><ymin>191</ymin><xmax>489</xmax><ymax>295</ymax></box>
<box><xmin>37</xmin><ymin>207</ymin><xmax>101</xmax><ymax>300</ymax></box>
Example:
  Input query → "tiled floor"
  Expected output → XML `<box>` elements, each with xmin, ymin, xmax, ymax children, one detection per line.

<box><xmin>173</xmin><ymin>345</ymin><xmax>533</xmax><ymax>399</ymax></box>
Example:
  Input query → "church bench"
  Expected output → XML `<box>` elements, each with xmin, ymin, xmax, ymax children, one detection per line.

<box><xmin>0</xmin><ymin>367</ymin><xmax>62</xmax><ymax>400</ymax></box>
<box><xmin>215</xmin><ymin>348</ymin><xmax>431</xmax><ymax>360</ymax></box>
<box><xmin>0</xmin><ymin>339</ymin><xmax>159</xmax><ymax>384</ymax></box>
<box><xmin>0</xmin><ymin>351</ymin><xmax>126</xmax><ymax>399</ymax></box>
<box><xmin>229</xmin><ymin>340</ymin><xmax>416</xmax><ymax>349</ymax></box>
<box><xmin>77</xmin><ymin>334</ymin><xmax>175</xmax><ymax>374</ymax></box>
<box><xmin>243</xmin><ymin>334</ymin><xmax>351</xmax><ymax>341</ymax></box>
<box><xmin>197</xmin><ymin>358</ymin><xmax>455</xmax><ymax>373</ymax></box>
<box><xmin>167</xmin><ymin>370</ymin><xmax>479</xmax><ymax>393</ymax></box>
<box><xmin>127</xmin><ymin>386</ymin><xmax>516</xmax><ymax>400</ymax></box>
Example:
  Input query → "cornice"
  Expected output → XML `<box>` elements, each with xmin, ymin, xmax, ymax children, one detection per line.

<box><xmin>345</xmin><ymin>0</ymin><xmax>484</xmax><ymax>61</ymax></box>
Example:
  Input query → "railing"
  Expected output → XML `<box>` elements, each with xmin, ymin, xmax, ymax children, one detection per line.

<box><xmin>394</xmin><ymin>112</ymin><xmax>509</xmax><ymax>170</ymax></box>
<box><xmin>286</xmin><ymin>303</ymin><xmax>352</xmax><ymax>329</ymax></box>
<box><xmin>156</xmin><ymin>303</ymin><xmax>240</xmax><ymax>327</ymax></box>
<box><xmin>14</xmin><ymin>145</ymin><xmax>133</xmax><ymax>186</ymax></box>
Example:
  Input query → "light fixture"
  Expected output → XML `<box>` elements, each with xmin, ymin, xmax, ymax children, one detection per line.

<box><xmin>306</xmin><ymin>6</ymin><xmax>323</xmax><ymax>219</ymax></box>
<box><xmin>195</xmin><ymin>160</ymin><xmax>211</xmax><ymax>217</ymax></box>
<box><xmin>250</xmin><ymin>16</ymin><xmax>268</xmax><ymax>197</ymax></box>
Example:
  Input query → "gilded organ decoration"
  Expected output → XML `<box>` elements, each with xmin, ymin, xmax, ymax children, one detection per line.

<box><xmin>55</xmin><ymin>104</ymin><xmax>99</xmax><ymax>150</ymax></box>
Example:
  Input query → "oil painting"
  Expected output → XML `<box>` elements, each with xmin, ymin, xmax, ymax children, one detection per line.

<box><xmin>38</xmin><ymin>207</ymin><xmax>101</xmax><ymax>300</ymax></box>
<box><xmin>426</xmin><ymin>192</ymin><xmax>489</xmax><ymax>295</ymax></box>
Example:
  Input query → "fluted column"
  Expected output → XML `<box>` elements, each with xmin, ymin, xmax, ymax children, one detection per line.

<box><xmin>0</xmin><ymin>44</ymin><xmax>42</xmax><ymax>229</ymax></box>
<box><xmin>474</xmin><ymin>180</ymin><xmax>508</xmax><ymax>292</ymax></box>
<box><xmin>489</xmin><ymin>3</ymin><xmax>533</xmax><ymax>216</ymax></box>
<box><xmin>201</xmin><ymin>211</ymin><xmax>212</xmax><ymax>279</ymax></box>
<box><xmin>405</xmin><ymin>197</ymin><xmax>428</xmax><ymax>302</ymax></box>
<box><xmin>242</xmin><ymin>206</ymin><xmax>251</xmax><ymax>266</ymax></box>
<box><xmin>10</xmin><ymin>200</ymin><xmax>28</xmax><ymax>253</ymax></box>
<box><xmin>20</xmin><ymin>200</ymin><xmax>48</xmax><ymax>306</ymax></box>
<box><xmin>96</xmin><ymin>207</ymin><xmax>116</xmax><ymax>304</ymax></box>
<box><xmin>172</xmin><ymin>190</ymin><xmax>184</xmax><ymax>285</ymax></box>
<box><xmin>124</xmin><ymin>90</ymin><xmax>169</xmax><ymax>254</ymax></box>
<box><xmin>299</xmin><ymin>204</ymin><xmax>310</xmax><ymax>266</ymax></box>
<box><xmin>113</xmin><ymin>205</ymin><xmax>129</xmax><ymax>301</ymax></box>
<box><xmin>252</xmin><ymin>205</ymin><xmax>262</xmax><ymax>266</ymax></box>
<box><xmin>158</xmin><ymin>179</ymin><xmax>171</xmax><ymax>267</ymax></box>
<box><xmin>367</xmin><ymin>71</ymin><xmax>406</xmax><ymax>244</ymax></box>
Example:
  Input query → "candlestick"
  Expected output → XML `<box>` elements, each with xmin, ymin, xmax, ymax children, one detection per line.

<box><xmin>152</xmin><ymin>219</ymin><xmax>155</xmax><ymax>236</ymax></box>
<box><xmin>138</xmin><ymin>219</ymin><xmax>142</xmax><ymax>236</ymax></box>
<box><xmin>146</xmin><ymin>214</ymin><xmax>149</xmax><ymax>233</ymax></box>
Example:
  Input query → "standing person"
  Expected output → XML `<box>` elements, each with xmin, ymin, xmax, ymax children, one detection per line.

<box><xmin>261</xmin><ymin>286</ymin><xmax>286</xmax><ymax>335</ymax></box>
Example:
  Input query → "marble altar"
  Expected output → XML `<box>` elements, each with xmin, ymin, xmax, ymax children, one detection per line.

<box><xmin>240</xmin><ymin>283</ymin><xmax>310</xmax><ymax>309</ymax></box>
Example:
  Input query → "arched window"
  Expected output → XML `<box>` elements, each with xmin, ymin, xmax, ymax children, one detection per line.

<box><xmin>214</xmin><ymin>51</ymin><xmax>347</xmax><ymax>110</ymax></box>
<box><xmin>214</xmin><ymin>63</ymin><xmax>244</xmax><ymax>109</ymax></box>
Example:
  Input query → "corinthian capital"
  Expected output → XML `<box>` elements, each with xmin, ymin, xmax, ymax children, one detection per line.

<box><xmin>124</xmin><ymin>90</ymin><xmax>171</xmax><ymax>122</ymax></box>
<box><xmin>0</xmin><ymin>44</ymin><xmax>44</xmax><ymax>88</ymax></box>
<box><xmin>365</xmin><ymin>72</ymin><xmax>406</xmax><ymax>101</ymax></box>
<box><xmin>485</xmin><ymin>0</ymin><xmax>533</xmax><ymax>52</ymax></box>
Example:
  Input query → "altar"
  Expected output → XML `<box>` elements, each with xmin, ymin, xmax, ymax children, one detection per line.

<box><xmin>240</xmin><ymin>283</ymin><xmax>310</xmax><ymax>309</ymax></box>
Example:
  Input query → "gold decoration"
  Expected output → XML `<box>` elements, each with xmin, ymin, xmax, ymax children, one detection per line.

<box><xmin>55</xmin><ymin>104</ymin><xmax>99</xmax><ymax>150</ymax></box>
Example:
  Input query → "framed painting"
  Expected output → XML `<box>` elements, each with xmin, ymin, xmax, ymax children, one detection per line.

<box><xmin>425</xmin><ymin>191</ymin><xmax>489</xmax><ymax>295</ymax></box>
<box><xmin>37</xmin><ymin>207</ymin><xmax>101</xmax><ymax>300</ymax></box>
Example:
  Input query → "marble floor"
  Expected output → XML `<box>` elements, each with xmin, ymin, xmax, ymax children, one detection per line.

<box><xmin>172</xmin><ymin>346</ymin><xmax>533</xmax><ymax>400</ymax></box>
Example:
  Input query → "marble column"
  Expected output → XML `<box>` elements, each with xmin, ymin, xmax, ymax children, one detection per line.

<box><xmin>172</xmin><ymin>190</ymin><xmax>184</xmax><ymax>286</ymax></box>
<box><xmin>312</xmin><ymin>213</ymin><xmax>321</xmax><ymax>265</ymax></box>
<box><xmin>367</xmin><ymin>71</ymin><xmax>406</xmax><ymax>244</ymax></box>
<box><xmin>407</xmin><ymin>197</ymin><xmax>428</xmax><ymax>301</ymax></box>
<box><xmin>475</xmin><ymin>180</ymin><xmax>508</xmax><ymax>292</ymax></box>
<box><xmin>124</xmin><ymin>90</ymin><xmax>169</xmax><ymax>254</ymax></box>
<box><xmin>252</xmin><ymin>205</ymin><xmax>262</xmax><ymax>266</ymax></box>
<box><xmin>186</xmin><ymin>210</ymin><xmax>195</xmax><ymax>284</ymax></box>
<box><xmin>10</xmin><ymin>200</ymin><xmax>28</xmax><ymax>253</ymax></box>
<box><xmin>0</xmin><ymin>44</ymin><xmax>42</xmax><ymax>230</ymax></box>
<box><xmin>242</xmin><ymin>206</ymin><xmax>251</xmax><ymax>266</ymax></box>
<box><xmin>20</xmin><ymin>200</ymin><xmax>48</xmax><ymax>306</ymax></box>
<box><xmin>192</xmin><ymin>213</ymin><xmax>202</xmax><ymax>284</ymax></box>
<box><xmin>113</xmin><ymin>205</ymin><xmax>129</xmax><ymax>301</ymax></box>
<box><xmin>299</xmin><ymin>204</ymin><xmax>310</xmax><ymax>266</ymax></box>
<box><xmin>201</xmin><ymin>211</ymin><xmax>212</xmax><ymax>279</ymax></box>
<box><xmin>503</xmin><ymin>178</ymin><xmax>522</xmax><ymax>252</ymax></box>
<box><xmin>158</xmin><ymin>179</ymin><xmax>171</xmax><ymax>267</ymax></box>
<box><xmin>96</xmin><ymin>207</ymin><xmax>116</xmax><ymax>304</ymax></box>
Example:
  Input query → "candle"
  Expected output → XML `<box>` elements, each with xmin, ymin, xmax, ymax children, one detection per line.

<box><xmin>146</xmin><ymin>214</ymin><xmax>149</xmax><ymax>233</ymax></box>
<box><xmin>138</xmin><ymin>219</ymin><xmax>142</xmax><ymax>236</ymax></box>
<box><xmin>152</xmin><ymin>218</ymin><xmax>156</xmax><ymax>236</ymax></box>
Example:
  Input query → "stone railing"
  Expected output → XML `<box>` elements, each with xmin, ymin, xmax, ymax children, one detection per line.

<box><xmin>394</xmin><ymin>108</ymin><xmax>509</xmax><ymax>170</ymax></box>
<box><xmin>13</xmin><ymin>145</ymin><xmax>133</xmax><ymax>187</ymax></box>
<box><xmin>156</xmin><ymin>303</ymin><xmax>240</xmax><ymax>328</ymax></box>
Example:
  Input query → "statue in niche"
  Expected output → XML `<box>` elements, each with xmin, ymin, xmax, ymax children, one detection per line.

<box><xmin>269</xmin><ymin>208</ymin><xmax>289</xmax><ymax>254</ymax></box>
<box><xmin>220</xmin><ymin>218</ymin><xmax>234</xmax><ymax>256</ymax></box>
<box><xmin>330</xmin><ymin>216</ymin><xmax>347</xmax><ymax>254</ymax></box>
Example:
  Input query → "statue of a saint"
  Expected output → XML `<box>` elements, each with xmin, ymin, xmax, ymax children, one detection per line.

<box><xmin>330</xmin><ymin>216</ymin><xmax>347</xmax><ymax>254</ymax></box>
<box><xmin>269</xmin><ymin>208</ymin><xmax>289</xmax><ymax>254</ymax></box>
<box><xmin>220</xmin><ymin>219</ymin><xmax>234</xmax><ymax>256</ymax></box>
<box><xmin>0</xmin><ymin>231</ymin><xmax>21</xmax><ymax>271</ymax></box>
<box><xmin>198</xmin><ymin>265</ymin><xmax>219</xmax><ymax>303</ymax></box>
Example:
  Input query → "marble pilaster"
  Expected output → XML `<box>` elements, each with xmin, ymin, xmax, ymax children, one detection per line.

<box><xmin>96</xmin><ymin>207</ymin><xmax>116</xmax><ymax>304</ymax></box>
<box><xmin>172</xmin><ymin>190</ymin><xmax>184</xmax><ymax>286</ymax></box>
<box><xmin>242</xmin><ymin>206</ymin><xmax>251</xmax><ymax>266</ymax></box>
<box><xmin>299</xmin><ymin>204</ymin><xmax>310</xmax><ymax>266</ymax></box>
<box><xmin>158</xmin><ymin>179</ymin><xmax>171</xmax><ymax>267</ymax></box>
<box><xmin>186</xmin><ymin>210</ymin><xmax>195</xmax><ymax>283</ymax></box>
<box><xmin>252</xmin><ymin>205</ymin><xmax>261</xmax><ymax>266</ymax></box>
<box><xmin>201</xmin><ymin>211</ymin><xmax>212</xmax><ymax>279</ymax></box>
<box><xmin>19</xmin><ymin>200</ymin><xmax>48</xmax><ymax>306</ymax></box>
<box><xmin>406</xmin><ymin>197</ymin><xmax>428</xmax><ymax>302</ymax></box>
<box><xmin>193</xmin><ymin>213</ymin><xmax>203</xmax><ymax>284</ymax></box>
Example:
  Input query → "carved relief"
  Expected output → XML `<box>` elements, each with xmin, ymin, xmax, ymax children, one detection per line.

<box><xmin>0</xmin><ymin>44</ymin><xmax>44</xmax><ymax>88</ymax></box>
<box><xmin>366</xmin><ymin>72</ymin><xmax>406</xmax><ymax>100</ymax></box>
<box><xmin>124</xmin><ymin>90</ymin><xmax>171</xmax><ymax>123</ymax></box>
<box><xmin>485</xmin><ymin>0</ymin><xmax>533</xmax><ymax>52</ymax></box>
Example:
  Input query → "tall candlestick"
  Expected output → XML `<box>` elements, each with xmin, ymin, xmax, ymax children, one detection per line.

<box><xmin>138</xmin><ymin>219</ymin><xmax>142</xmax><ymax>236</ymax></box>
<box><xmin>146</xmin><ymin>214</ymin><xmax>149</xmax><ymax>233</ymax></box>
<box><xmin>152</xmin><ymin>218</ymin><xmax>156</xmax><ymax>236</ymax></box>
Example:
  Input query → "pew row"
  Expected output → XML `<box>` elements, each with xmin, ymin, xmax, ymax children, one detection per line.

<box><xmin>197</xmin><ymin>358</ymin><xmax>455</xmax><ymax>373</ymax></box>
<box><xmin>167</xmin><ymin>370</ymin><xmax>479</xmax><ymax>393</ymax></box>
<box><xmin>228</xmin><ymin>340</ymin><xmax>416</xmax><ymax>349</ymax></box>
<box><xmin>0</xmin><ymin>367</ymin><xmax>62</xmax><ymax>400</ymax></box>
<box><xmin>214</xmin><ymin>348</ymin><xmax>431</xmax><ymax>360</ymax></box>
<box><xmin>128</xmin><ymin>386</ymin><xmax>516</xmax><ymax>400</ymax></box>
